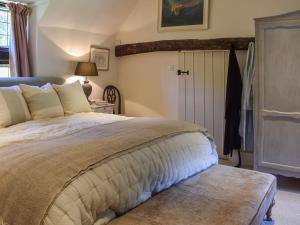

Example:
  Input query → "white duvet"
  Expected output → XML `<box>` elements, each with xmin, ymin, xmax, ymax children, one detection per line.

<box><xmin>0</xmin><ymin>113</ymin><xmax>130</xmax><ymax>148</ymax></box>
<box><xmin>0</xmin><ymin>113</ymin><xmax>218</xmax><ymax>225</ymax></box>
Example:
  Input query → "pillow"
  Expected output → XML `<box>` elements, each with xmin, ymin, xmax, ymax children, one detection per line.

<box><xmin>0</xmin><ymin>86</ymin><xmax>31</xmax><ymax>127</ymax></box>
<box><xmin>19</xmin><ymin>83</ymin><xmax>64</xmax><ymax>120</ymax></box>
<box><xmin>53</xmin><ymin>81</ymin><xmax>91</xmax><ymax>115</ymax></box>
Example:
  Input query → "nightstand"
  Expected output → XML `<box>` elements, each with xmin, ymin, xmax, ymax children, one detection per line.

<box><xmin>91</xmin><ymin>103</ymin><xmax>115</xmax><ymax>114</ymax></box>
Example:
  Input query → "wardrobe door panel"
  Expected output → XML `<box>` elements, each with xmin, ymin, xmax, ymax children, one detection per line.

<box><xmin>264</xmin><ymin>27</ymin><xmax>300</xmax><ymax>112</ymax></box>
<box><xmin>255</xmin><ymin>12</ymin><xmax>300</xmax><ymax>178</ymax></box>
<box><xmin>262</xmin><ymin>118</ymin><xmax>300</xmax><ymax>172</ymax></box>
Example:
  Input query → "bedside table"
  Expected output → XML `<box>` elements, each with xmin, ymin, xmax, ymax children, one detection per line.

<box><xmin>91</xmin><ymin>103</ymin><xmax>115</xmax><ymax>114</ymax></box>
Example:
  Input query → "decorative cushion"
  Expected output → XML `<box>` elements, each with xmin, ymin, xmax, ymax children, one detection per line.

<box><xmin>19</xmin><ymin>83</ymin><xmax>64</xmax><ymax>120</ymax></box>
<box><xmin>53</xmin><ymin>81</ymin><xmax>91</xmax><ymax>115</ymax></box>
<box><xmin>0</xmin><ymin>86</ymin><xmax>31</xmax><ymax>127</ymax></box>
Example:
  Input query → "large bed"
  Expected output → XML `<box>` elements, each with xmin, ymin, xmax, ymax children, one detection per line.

<box><xmin>0</xmin><ymin>77</ymin><xmax>218</xmax><ymax>225</ymax></box>
<box><xmin>0</xmin><ymin>77</ymin><xmax>276</xmax><ymax>225</ymax></box>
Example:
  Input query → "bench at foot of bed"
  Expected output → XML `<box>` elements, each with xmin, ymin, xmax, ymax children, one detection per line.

<box><xmin>108</xmin><ymin>165</ymin><xmax>276</xmax><ymax>225</ymax></box>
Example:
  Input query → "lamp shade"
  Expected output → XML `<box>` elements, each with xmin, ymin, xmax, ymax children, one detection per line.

<box><xmin>75</xmin><ymin>62</ymin><xmax>98</xmax><ymax>76</ymax></box>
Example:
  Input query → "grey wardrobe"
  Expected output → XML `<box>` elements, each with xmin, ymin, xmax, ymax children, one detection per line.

<box><xmin>254</xmin><ymin>11</ymin><xmax>300</xmax><ymax>178</ymax></box>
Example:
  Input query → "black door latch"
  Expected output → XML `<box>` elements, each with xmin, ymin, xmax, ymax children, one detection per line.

<box><xmin>177</xmin><ymin>70</ymin><xmax>190</xmax><ymax>76</ymax></box>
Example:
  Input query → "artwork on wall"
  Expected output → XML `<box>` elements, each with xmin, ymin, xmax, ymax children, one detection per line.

<box><xmin>90</xmin><ymin>46</ymin><xmax>110</xmax><ymax>71</ymax></box>
<box><xmin>158</xmin><ymin>0</ymin><xmax>209</xmax><ymax>32</ymax></box>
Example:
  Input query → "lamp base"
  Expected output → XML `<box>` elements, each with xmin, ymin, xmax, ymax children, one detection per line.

<box><xmin>82</xmin><ymin>80</ymin><xmax>92</xmax><ymax>100</ymax></box>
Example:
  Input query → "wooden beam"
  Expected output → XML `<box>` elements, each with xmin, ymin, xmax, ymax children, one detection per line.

<box><xmin>115</xmin><ymin>37</ymin><xmax>255</xmax><ymax>57</ymax></box>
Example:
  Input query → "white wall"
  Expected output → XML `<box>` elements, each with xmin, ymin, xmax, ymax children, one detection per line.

<box><xmin>117</xmin><ymin>0</ymin><xmax>300</xmax><ymax>43</ymax></box>
<box><xmin>28</xmin><ymin>0</ymin><xmax>137</xmax><ymax>99</ymax></box>
<box><xmin>28</xmin><ymin>0</ymin><xmax>300</xmax><ymax>110</ymax></box>
<box><xmin>117</xmin><ymin>0</ymin><xmax>300</xmax><ymax>118</ymax></box>
<box><xmin>118</xmin><ymin>52</ymin><xmax>179</xmax><ymax>118</ymax></box>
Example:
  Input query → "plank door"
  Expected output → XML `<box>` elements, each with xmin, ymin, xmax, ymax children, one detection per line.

<box><xmin>178</xmin><ymin>51</ymin><xmax>229</xmax><ymax>157</ymax></box>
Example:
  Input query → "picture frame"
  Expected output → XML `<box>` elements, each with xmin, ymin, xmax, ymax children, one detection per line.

<box><xmin>90</xmin><ymin>46</ymin><xmax>110</xmax><ymax>71</ymax></box>
<box><xmin>158</xmin><ymin>0</ymin><xmax>209</xmax><ymax>32</ymax></box>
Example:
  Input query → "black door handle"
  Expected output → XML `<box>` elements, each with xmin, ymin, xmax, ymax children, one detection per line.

<box><xmin>177</xmin><ymin>70</ymin><xmax>189</xmax><ymax>76</ymax></box>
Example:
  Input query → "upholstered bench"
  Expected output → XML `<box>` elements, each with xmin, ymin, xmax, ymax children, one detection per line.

<box><xmin>108</xmin><ymin>165</ymin><xmax>276</xmax><ymax>225</ymax></box>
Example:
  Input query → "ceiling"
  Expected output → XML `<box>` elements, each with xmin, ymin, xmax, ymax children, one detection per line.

<box><xmin>39</xmin><ymin>0</ymin><xmax>139</xmax><ymax>35</ymax></box>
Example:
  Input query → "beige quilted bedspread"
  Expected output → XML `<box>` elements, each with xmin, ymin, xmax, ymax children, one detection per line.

<box><xmin>0</xmin><ymin>117</ymin><xmax>210</xmax><ymax>225</ymax></box>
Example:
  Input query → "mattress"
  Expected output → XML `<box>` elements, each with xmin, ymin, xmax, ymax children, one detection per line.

<box><xmin>0</xmin><ymin>113</ymin><xmax>218</xmax><ymax>225</ymax></box>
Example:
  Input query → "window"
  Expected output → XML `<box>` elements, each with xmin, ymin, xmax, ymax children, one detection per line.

<box><xmin>0</xmin><ymin>6</ymin><xmax>10</xmax><ymax>47</ymax></box>
<box><xmin>0</xmin><ymin>4</ymin><xmax>10</xmax><ymax>77</ymax></box>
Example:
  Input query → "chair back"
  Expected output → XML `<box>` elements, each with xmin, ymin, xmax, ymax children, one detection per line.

<box><xmin>103</xmin><ymin>85</ymin><xmax>121</xmax><ymax>114</ymax></box>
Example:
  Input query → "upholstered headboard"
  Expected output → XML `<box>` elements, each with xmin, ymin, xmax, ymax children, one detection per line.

<box><xmin>0</xmin><ymin>77</ymin><xmax>65</xmax><ymax>87</ymax></box>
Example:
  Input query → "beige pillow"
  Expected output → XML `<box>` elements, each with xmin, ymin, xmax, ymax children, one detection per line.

<box><xmin>53</xmin><ymin>81</ymin><xmax>91</xmax><ymax>115</ymax></box>
<box><xmin>19</xmin><ymin>83</ymin><xmax>64</xmax><ymax>120</ymax></box>
<box><xmin>0</xmin><ymin>86</ymin><xmax>31</xmax><ymax>127</ymax></box>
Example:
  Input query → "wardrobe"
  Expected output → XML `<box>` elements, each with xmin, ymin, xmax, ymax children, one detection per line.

<box><xmin>254</xmin><ymin>11</ymin><xmax>300</xmax><ymax>178</ymax></box>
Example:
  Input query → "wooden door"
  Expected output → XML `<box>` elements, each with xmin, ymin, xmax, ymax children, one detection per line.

<box><xmin>178</xmin><ymin>50</ymin><xmax>230</xmax><ymax>157</ymax></box>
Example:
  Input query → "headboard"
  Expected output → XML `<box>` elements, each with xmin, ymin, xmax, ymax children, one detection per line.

<box><xmin>0</xmin><ymin>77</ymin><xmax>65</xmax><ymax>87</ymax></box>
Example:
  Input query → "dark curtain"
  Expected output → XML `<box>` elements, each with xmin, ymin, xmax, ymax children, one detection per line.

<box><xmin>223</xmin><ymin>45</ymin><xmax>242</xmax><ymax>155</ymax></box>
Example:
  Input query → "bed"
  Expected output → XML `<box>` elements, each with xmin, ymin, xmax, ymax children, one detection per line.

<box><xmin>0</xmin><ymin>77</ymin><xmax>218</xmax><ymax>225</ymax></box>
<box><xmin>0</xmin><ymin>77</ymin><xmax>276</xmax><ymax>225</ymax></box>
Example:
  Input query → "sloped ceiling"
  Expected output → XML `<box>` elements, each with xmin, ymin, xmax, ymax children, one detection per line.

<box><xmin>39</xmin><ymin>0</ymin><xmax>139</xmax><ymax>35</ymax></box>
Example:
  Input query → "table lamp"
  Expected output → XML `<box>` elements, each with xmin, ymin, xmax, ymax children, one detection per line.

<box><xmin>75</xmin><ymin>62</ymin><xmax>98</xmax><ymax>100</ymax></box>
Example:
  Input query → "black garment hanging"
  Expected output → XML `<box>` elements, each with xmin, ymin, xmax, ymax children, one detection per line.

<box><xmin>224</xmin><ymin>45</ymin><xmax>242</xmax><ymax>157</ymax></box>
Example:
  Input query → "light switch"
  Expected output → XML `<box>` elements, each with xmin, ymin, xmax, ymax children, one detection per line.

<box><xmin>167</xmin><ymin>65</ymin><xmax>175</xmax><ymax>71</ymax></box>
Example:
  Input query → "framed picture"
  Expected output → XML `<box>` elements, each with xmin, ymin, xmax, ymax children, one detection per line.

<box><xmin>90</xmin><ymin>46</ymin><xmax>110</xmax><ymax>71</ymax></box>
<box><xmin>158</xmin><ymin>0</ymin><xmax>209</xmax><ymax>32</ymax></box>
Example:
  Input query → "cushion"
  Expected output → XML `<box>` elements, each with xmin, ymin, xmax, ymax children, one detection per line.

<box><xmin>19</xmin><ymin>83</ymin><xmax>64</xmax><ymax>120</ymax></box>
<box><xmin>53</xmin><ymin>81</ymin><xmax>91</xmax><ymax>115</ymax></box>
<box><xmin>0</xmin><ymin>86</ymin><xmax>31</xmax><ymax>127</ymax></box>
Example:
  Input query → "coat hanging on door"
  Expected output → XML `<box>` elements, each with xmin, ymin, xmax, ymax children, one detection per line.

<box><xmin>239</xmin><ymin>42</ymin><xmax>255</xmax><ymax>152</ymax></box>
<box><xmin>223</xmin><ymin>45</ymin><xmax>242</xmax><ymax>156</ymax></box>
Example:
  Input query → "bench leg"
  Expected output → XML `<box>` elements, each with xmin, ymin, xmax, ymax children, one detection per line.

<box><xmin>266</xmin><ymin>199</ymin><xmax>275</xmax><ymax>221</ymax></box>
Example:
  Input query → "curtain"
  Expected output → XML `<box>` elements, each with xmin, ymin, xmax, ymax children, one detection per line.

<box><xmin>8</xmin><ymin>3</ymin><xmax>31</xmax><ymax>77</ymax></box>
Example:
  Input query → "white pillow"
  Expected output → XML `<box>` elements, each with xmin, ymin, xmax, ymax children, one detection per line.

<box><xmin>19</xmin><ymin>83</ymin><xmax>64</xmax><ymax>120</ymax></box>
<box><xmin>53</xmin><ymin>81</ymin><xmax>91</xmax><ymax>115</ymax></box>
<box><xmin>0</xmin><ymin>86</ymin><xmax>31</xmax><ymax>127</ymax></box>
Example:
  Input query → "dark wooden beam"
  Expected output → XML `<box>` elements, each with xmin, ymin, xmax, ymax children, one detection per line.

<box><xmin>115</xmin><ymin>37</ymin><xmax>255</xmax><ymax>57</ymax></box>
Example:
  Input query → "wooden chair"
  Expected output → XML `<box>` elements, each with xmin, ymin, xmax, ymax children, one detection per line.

<box><xmin>102</xmin><ymin>85</ymin><xmax>121</xmax><ymax>114</ymax></box>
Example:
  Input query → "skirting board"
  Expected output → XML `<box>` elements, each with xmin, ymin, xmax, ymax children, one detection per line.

<box><xmin>255</xmin><ymin>165</ymin><xmax>300</xmax><ymax>179</ymax></box>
